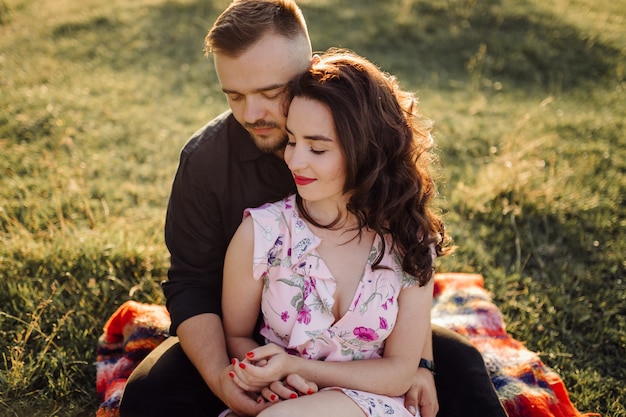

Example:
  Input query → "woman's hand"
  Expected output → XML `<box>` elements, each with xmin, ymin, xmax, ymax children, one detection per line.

<box><xmin>259</xmin><ymin>373</ymin><xmax>319</xmax><ymax>403</ymax></box>
<box><xmin>229</xmin><ymin>344</ymin><xmax>318</xmax><ymax>400</ymax></box>
<box><xmin>230</xmin><ymin>343</ymin><xmax>292</xmax><ymax>390</ymax></box>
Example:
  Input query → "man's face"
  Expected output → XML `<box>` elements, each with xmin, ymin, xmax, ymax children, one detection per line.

<box><xmin>214</xmin><ymin>33</ymin><xmax>311</xmax><ymax>155</ymax></box>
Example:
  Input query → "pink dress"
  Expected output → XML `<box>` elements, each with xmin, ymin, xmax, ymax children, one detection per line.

<box><xmin>245</xmin><ymin>195</ymin><xmax>420</xmax><ymax>417</ymax></box>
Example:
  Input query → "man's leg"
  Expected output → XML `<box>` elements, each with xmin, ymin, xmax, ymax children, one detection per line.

<box><xmin>432</xmin><ymin>325</ymin><xmax>508</xmax><ymax>417</ymax></box>
<box><xmin>119</xmin><ymin>336</ymin><xmax>226</xmax><ymax>417</ymax></box>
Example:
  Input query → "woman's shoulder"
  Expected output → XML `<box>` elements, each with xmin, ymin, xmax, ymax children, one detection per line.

<box><xmin>243</xmin><ymin>195</ymin><xmax>301</xmax><ymax>241</ymax></box>
<box><xmin>245</xmin><ymin>195</ymin><xmax>297</xmax><ymax>219</ymax></box>
<box><xmin>376</xmin><ymin>235</ymin><xmax>421</xmax><ymax>288</ymax></box>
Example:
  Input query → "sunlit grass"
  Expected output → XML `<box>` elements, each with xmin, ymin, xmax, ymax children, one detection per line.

<box><xmin>1</xmin><ymin>0</ymin><xmax>624</xmax><ymax>415</ymax></box>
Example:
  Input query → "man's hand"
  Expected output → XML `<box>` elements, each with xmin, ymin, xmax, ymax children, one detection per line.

<box><xmin>218</xmin><ymin>365</ymin><xmax>270</xmax><ymax>416</ymax></box>
<box><xmin>177</xmin><ymin>315</ymin><xmax>271</xmax><ymax>417</ymax></box>
<box><xmin>404</xmin><ymin>367</ymin><xmax>438</xmax><ymax>417</ymax></box>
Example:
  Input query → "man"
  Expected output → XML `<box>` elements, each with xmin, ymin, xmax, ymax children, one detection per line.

<box><xmin>119</xmin><ymin>1</ymin><xmax>508</xmax><ymax>417</ymax></box>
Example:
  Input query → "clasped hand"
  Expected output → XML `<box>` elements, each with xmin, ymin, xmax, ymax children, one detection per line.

<box><xmin>229</xmin><ymin>343</ymin><xmax>317</xmax><ymax>402</ymax></box>
<box><xmin>228</xmin><ymin>343</ymin><xmax>437</xmax><ymax>416</ymax></box>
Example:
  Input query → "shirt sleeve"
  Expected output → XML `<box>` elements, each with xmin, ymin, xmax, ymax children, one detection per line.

<box><xmin>245</xmin><ymin>204</ymin><xmax>284</xmax><ymax>282</ymax></box>
<box><xmin>162</xmin><ymin>139</ymin><xmax>227</xmax><ymax>335</ymax></box>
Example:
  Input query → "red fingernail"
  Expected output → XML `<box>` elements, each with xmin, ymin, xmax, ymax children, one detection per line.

<box><xmin>290</xmin><ymin>393</ymin><xmax>298</xmax><ymax>399</ymax></box>
<box><xmin>228</xmin><ymin>372</ymin><xmax>235</xmax><ymax>378</ymax></box>
<box><xmin>239</xmin><ymin>362</ymin><xmax>246</xmax><ymax>369</ymax></box>
<box><xmin>270</xmin><ymin>394</ymin><xmax>277</xmax><ymax>402</ymax></box>
<box><xmin>231</xmin><ymin>358</ymin><xmax>236</xmax><ymax>365</ymax></box>
<box><xmin>257</xmin><ymin>396</ymin><xmax>264</xmax><ymax>404</ymax></box>
<box><xmin>246</xmin><ymin>351</ymin><xmax>255</xmax><ymax>359</ymax></box>
<box><xmin>307</xmin><ymin>388</ymin><xmax>314</xmax><ymax>395</ymax></box>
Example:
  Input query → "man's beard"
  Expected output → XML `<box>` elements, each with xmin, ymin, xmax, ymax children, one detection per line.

<box><xmin>245</xmin><ymin>121</ymin><xmax>288</xmax><ymax>153</ymax></box>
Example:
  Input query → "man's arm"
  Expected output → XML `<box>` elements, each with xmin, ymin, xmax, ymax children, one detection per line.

<box><xmin>404</xmin><ymin>324</ymin><xmax>438</xmax><ymax>417</ymax></box>
<box><xmin>163</xmin><ymin>118</ymin><xmax>302</xmax><ymax>411</ymax></box>
<box><xmin>162</xmin><ymin>132</ymin><xmax>227</xmax><ymax>333</ymax></box>
<box><xmin>177</xmin><ymin>314</ymin><xmax>269</xmax><ymax>416</ymax></box>
<box><xmin>162</xmin><ymin>128</ymin><xmax>263</xmax><ymax>414</ymax></box>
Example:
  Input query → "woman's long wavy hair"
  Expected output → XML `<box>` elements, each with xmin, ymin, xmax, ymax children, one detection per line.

<box><xmin>284</xmin><ymin>48</ymin><xmax>451</xmax><ymax>286</ymax></box>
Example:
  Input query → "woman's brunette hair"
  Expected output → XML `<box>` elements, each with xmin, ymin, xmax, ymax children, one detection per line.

<box><xmin>284</xmin><ymin>48</ymin><xmax>451</xmax><ymax>286</ymax></box>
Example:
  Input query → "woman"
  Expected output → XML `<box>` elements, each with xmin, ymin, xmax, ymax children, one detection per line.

<box><xmin>221</xmin><ymin>49</ymin><xmax>450</xmax><ymax>417</ymax></box>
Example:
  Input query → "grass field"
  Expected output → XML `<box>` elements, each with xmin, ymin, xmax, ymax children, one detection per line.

<box><xmin>1</xmin><ymin>0</ymin><xmax>624</xmax><ymax>415</ymax></box>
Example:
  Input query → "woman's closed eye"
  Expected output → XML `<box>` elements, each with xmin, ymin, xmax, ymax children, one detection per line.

<box><xmin>286</xmin><ymin>141</ymin><xmax>326</xmax><ymax>155</ymax></box>
<box><xmin>309</xmin><ymin>147</ymin><xmax>325</xmax><ymax>155</ymax></box>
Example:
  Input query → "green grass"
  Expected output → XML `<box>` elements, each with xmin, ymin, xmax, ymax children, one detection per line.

<box><xmin>1</xmin><ymin>0</ymin><xmax>624</xmax><ymax>415</ymax></box>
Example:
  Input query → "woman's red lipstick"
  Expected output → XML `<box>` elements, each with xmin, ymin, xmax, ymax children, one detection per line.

<box><xmin>293</xmin><ymin>175</ymin><xmax>316</xmax><ymax>186</ymax></box>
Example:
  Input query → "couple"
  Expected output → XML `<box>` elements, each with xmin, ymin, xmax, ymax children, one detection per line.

<box><xmin>119</xmin><ymin>1</ymin><xmax>508</xmax><ymax>417</ymax></box>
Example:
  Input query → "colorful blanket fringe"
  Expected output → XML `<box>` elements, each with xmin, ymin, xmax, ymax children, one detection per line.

<box><xmin>96</xmin><ymin>301</ymin><xmax>170</xmax><ymax>417</ymax></box>
<box><xmin>96</xmin><ymin>273</ymin><xmax>590</xmax><ymax>417</ymax></box>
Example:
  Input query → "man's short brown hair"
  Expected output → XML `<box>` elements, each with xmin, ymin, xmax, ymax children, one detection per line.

<box><xmin>205</xmin><ymin>0</ymin><xmax>310</xmax><ymax>57</ymax></box>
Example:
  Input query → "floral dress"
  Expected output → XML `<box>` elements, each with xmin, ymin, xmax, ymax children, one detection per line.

<box><xmin>245</xmin><ymin>195</ymin><xmax>420</xmax><ymax>417</ymax></box>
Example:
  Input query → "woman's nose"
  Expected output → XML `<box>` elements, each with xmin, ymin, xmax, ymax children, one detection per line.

<box><xmin>286</xmin><ymin>144</ymin><xmax>306</xmax><ymax>171</ymax></box>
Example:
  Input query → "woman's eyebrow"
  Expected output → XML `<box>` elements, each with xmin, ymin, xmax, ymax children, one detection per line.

<box><xmin>285</xmin><ymin>124</ymin><xmax>333</xmax><ymax>142</ymax></box>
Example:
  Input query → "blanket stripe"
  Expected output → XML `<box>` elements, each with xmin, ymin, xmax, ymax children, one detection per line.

<box><xmin>96</xmin><ymin>273</ymin><xmax>593</xmax><ymax>417</ymax></box>
<box><xmin>432</xmin><ymin>273</ymin><xmax>591</xmax><ymax>417</ymax></box>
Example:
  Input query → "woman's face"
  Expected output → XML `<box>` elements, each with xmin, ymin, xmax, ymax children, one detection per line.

<box><xmin>284</xmin><ymin>97</ymin><xmax>347</xmax><ymax>210</ymax></box>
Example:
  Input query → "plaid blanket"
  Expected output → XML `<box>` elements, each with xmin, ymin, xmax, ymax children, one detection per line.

<box><xmin>96</xmin><ymin>273</ymin><xmax>591</xmax><ymax>417</ymax></box>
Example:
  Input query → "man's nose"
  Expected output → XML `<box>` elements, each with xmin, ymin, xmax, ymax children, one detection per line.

<box><xmin>243</xmin><ymin>96</ymin><xmax>265</xmax><ymax>124</ymax></box>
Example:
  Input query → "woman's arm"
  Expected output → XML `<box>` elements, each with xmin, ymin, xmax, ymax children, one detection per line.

<box><xmin>236</xmin><ymin>279</ymin><xmax>434</xmax><ymax>397</ymax></box>
<box><xmin>224</xmin><ymin>216</ymin><xmax>319</xmax><ymax>398</ymax></box>
<box><xmin>222</xmin><ymin>216</ymin><xmax>264</xmax><ymax>367</ymax></box>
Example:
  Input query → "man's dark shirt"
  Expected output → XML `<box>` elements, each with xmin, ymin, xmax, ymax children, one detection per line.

<box><xmin>163</xmin><ymin>111</ymin><xmax>295</xmax><ymax>334</ymax></box>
